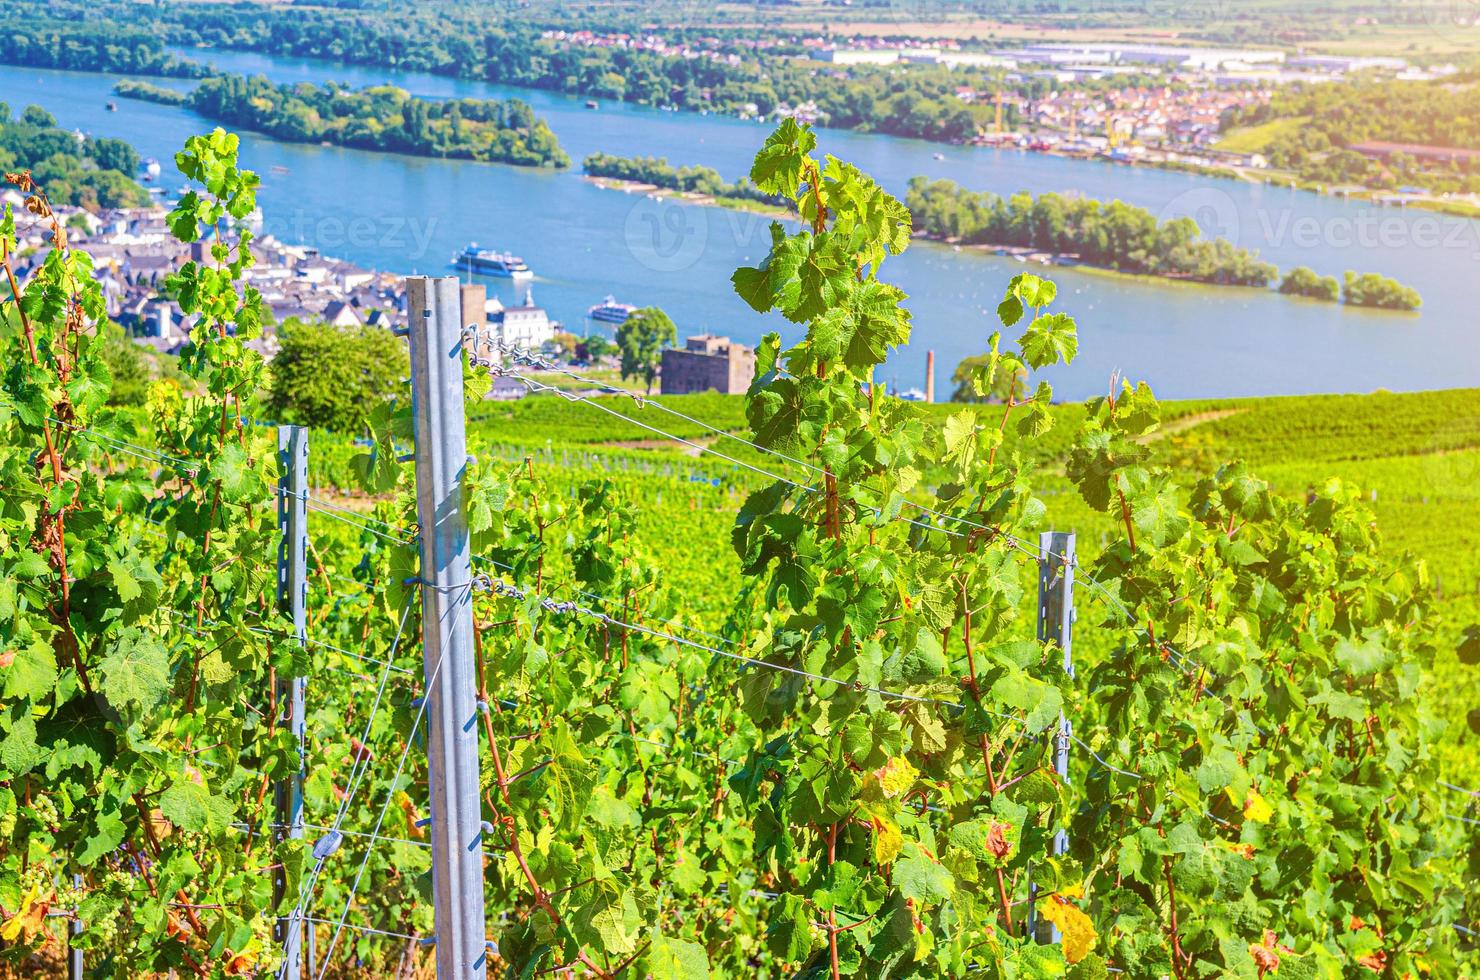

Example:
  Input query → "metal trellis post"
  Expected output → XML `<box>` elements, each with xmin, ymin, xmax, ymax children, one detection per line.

<box><xmin>275</xmin><ymin>425</ymin><xmax>309</xmax><ymax>980</ymax></box>
<box><xmin>68</xmin><ymin>873</ymin><xmax>83</xmax><ymax>980</ymax></box>
<box><xmin>408</xmin><ymin>276</ymin><xmax>488</xmax><ymax>978</ymax></box>
<box><xmin>1029</xmin><ymin>530</ymin><xmax>1075</xmax><ymax>944</ymax></box>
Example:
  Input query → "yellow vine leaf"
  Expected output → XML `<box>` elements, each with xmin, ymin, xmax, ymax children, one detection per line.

<box><xmin>223</xmin><ymin>941</ymin><xmax>261</xmax><ymax>976</ymax></box>
<box><xmin>1037</xmin><ymin>895</ymin><xmax>1096</xmax><ymax>964</ymax></box>
<box><xmin>1244</xmin><ymin>788</ymin><xmax>1274</xmax><ymax>823</ymax></box>
<box><xmin>0</xmin><ymin>884</ymin><xmax>50</xmax><ymax>944</ymax></box>
<box><xmin>872</xmin><ymin>756</ymin><xmax>919</xmax><ymax>799</ymax></box>
<box><xmin>873</xmin><ymin>815</ymin><xmax>903</xmax><ymax>865</ymax></box>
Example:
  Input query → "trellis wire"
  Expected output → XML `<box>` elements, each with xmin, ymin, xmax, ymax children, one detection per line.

<box><xmin>280</xmin><ymin>595</ymin><xmax>417</xmax><ymax>979</ymax></box>
<box><xmin>315</xmin><ymin>633</ymin><xmax>446</xmax><ymax>980</ymax></box>
<box><xmin>487</xmin><ymin>356</ymin><xmax>1249</xmax><ymax>717</ymax></box>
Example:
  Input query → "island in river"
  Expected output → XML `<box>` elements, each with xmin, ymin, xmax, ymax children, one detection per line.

<box><xmin>580</xmin><ymin>153</ymin><xmax>1421</xmax><ymax>308</ymax></box>
<box><xmin>116</xmin><ymin>74</ymin><xmax>569</xmax><ymax>169</ymax></box>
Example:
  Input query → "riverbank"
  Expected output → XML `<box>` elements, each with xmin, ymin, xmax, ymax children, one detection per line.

<box><xmin>583</xmin><ymin>174</ymin><xmax>794</xmax><ymax>221</ymax></box>
<box><xmin>994</xmin><ymin>139</ymin><xmax>1480</xmax><ymax>220</ymax></box>
<box><xmin>915</xmin><ymin>232</ymin><xmax>1273</xmax><ymax>295</ymax></box>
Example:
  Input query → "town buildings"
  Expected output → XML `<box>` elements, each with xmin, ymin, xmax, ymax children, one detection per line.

<box><xmin>3</xmin><ymin>190</ymin><xmax>405</xmax><ymax>358</ymax></box>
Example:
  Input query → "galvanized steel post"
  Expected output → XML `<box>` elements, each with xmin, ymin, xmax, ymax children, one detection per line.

<box><xmin>407</xmin><ymin>277</ymin><xmax>488</xmax><ymax>978</ymax></box>
<box><xmin>275</xmin><ymin>424</ymin><xmax>309</xmax><ymax>980</ymax></box>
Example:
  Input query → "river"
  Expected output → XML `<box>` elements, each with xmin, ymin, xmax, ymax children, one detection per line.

<box><xmin>7</xmin><ymin>46</ymin><xmax>1479</xmax><ymax>400</ymax></box>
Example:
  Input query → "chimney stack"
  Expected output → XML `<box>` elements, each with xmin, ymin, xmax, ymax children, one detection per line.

<box><xmin>925</xmin><ymin>350</ymin><xmax>936</xmax><ymax>403</ymax></box>
<box><xmin>460</xmin><ymin>282</ymin><xmax>488</xmax><ymax>355</ymax></box>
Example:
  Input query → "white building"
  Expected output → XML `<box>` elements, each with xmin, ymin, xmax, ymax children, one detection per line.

<box><xmin>490</xmin><ymin>289</ymin><xmax>555</xmax><ymax>349</ymax></box>
<box><xmin>1288</xmin><ymin>55</ymin><xmax>1408</xmax><ymax>73</ymax></box>
<box><xmin>816</xmin><ymin>48</ymin><xmax>900</xmax><ymax>65</ymax></box>
<box><xmin>1008</xmin><ymin>43</ymin><xmax>1284</xmax><ymax>71</ymax></box>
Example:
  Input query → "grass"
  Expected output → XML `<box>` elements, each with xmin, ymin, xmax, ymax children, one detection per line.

<box><xmin>1213</xmin><ymin>116</ymin><xmax>1308</xmax><ymax>155</ymax></box>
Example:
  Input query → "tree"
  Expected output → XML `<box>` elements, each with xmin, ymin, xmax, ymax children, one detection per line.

<box><xmin>615</xmin><ymin>306</ymin><xmax>675</xmax><ymax>394</ymax></box>
<box><xmin>268</xmin><ymin>319</ymin><xmax>410</xmax><ymax>431</ymax></box>
<box><xmin>548</xmin><ymin>330</ymin><xmax>581</xmax><ymax>356</ymax></box>
<box><xmin>101</xmin><ymin>323</ymin><xmax>152</xmax><ymax>405</ymax></box>
<box><xmin>580</xmin><ymin>334</ymin><xmax>615</xmax><ymax>364</ymax></box>
<box><xmin>86</xmin><ymin>135</ymin><xmax>139</xmax><ymax>176</ymax></box>
<box><xmin>21</xmin><ymin>104</ymin><xmax>56</xmax><ymax>128</ymax></box>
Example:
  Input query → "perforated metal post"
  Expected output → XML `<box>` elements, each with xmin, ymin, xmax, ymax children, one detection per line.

<box><xmin>408</xmin><ymin>277</ymin><xmax>488</xmax><ymax>978</ymax></box>
<box><xmin>1029</xmin><ymin>530</ymin><xmax>1075</xmax><ymax>943</ymax></box>
<box><xmin>275</xmin><ymin>425</ymin><xmax>309</xmax><ymax>980</ymax></box>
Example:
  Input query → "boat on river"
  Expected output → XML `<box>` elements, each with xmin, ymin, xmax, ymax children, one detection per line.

<box><xmin>587</xmin><ymin>295</ymin><xmax>636</xmax><ymax>325</ymax></box>
<box><xmin>453</xmin><ymin>244</ymin><xmax>533</xmax><ymax>279</ymax></box>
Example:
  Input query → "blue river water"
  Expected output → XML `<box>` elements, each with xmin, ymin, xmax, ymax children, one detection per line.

<box><xmin>6</xmin><ymin>46</ymin><xmax>1479</xmax><ymax>399</ymax></box>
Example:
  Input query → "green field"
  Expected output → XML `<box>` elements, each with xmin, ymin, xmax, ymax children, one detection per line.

<box><xmin>1213</xmin><ymin>116</ymin><xmax>1309</xmax><ymax>155</ymax></box>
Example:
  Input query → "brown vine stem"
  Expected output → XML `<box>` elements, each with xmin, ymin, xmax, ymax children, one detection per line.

<box><xmin>1157</xmin><ymin>820</ymin><xmax>1188</xmax><ymax>980</ymax></box>
<box><xmin>823</xmin><ymin>466</ymin><xmax>842</xmax><ymax>542</ymax></box>
<box><xmin>805</xmin><ymin>159</ymin><xmax>829</xmax><ymax>235</ymax></box>
<box><xmin>473</xmin><ymin>612</ymin><xmax>606</xmax><ymax>975</ymax></box>
<box><xmin>955</xmin><ymin>579</ymin><xmax>1017</xmax><ymax>933</ymax></box>
<box><xmin>3</xmin><ymin>190</ymin><xmax>89</xmax><ymax>691</ymax></box>
<box><xmin>826</xmin><ymin>821</ymin><xmax>841</xmax><ymax>980</ymax></box>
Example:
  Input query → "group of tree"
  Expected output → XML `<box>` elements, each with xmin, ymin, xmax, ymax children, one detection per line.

<box><xmin>145</xmin><ymin>73</ymin><xmax>571</xmax><ymax>168</ymax></box>
<box><xmin>1222</xmin><ymin>78</ymin><xmax>1480</xmax><ymax>193</ymax></box>
<box><xmin>907</xmin><ymin>177</ymin><xmax>1279</xmax><ymax>286</ymax></box>
<box><xmin>582</xmin><ymin>152</ymin><xmax>786</xmax><ymax>208</ymax></box>
<box><xmin>112</xmin><ymin>79</ymin><xmax>189</xmax><ymax>108</ymax></box>
<box><xmin>0</xmin><ymin>103</ymin><xmax>148</xmax><ymax>209</ymax></box>
<box><xmin>1277</xmin><ymin>265</ymin><xmax>1341</xmax><ymax>302</ymax></box>
<box><xmin>0</xmin><ymin>16</ymin><xmax>209</xmax><ymax>77</ymax></box>
<box><xmin>1342</xmin><ymin>269</ymin><xmax>1423</xmax><ymax>310</ymax></box>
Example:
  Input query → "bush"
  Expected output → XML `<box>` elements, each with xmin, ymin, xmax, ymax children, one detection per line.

<box><xmin>267</xmin><ymin>318</ymin><xmax>409</xmax><ymax>431</ymax></box>
<box><xmin>1278</xmin><ymin>265</ymin><xmax>1340</xmax><ymax>302</ymax></box>
<box><xmin>1342</xmin><ymin>270</ymin><xmax>1422</xmax><ymax>311</ymax></box>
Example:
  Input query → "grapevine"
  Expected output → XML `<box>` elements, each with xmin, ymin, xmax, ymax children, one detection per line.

<box><xmin>0</xmin><ymin>118</ymin><xmax>1472</xmax><ymax>980</ymax></box>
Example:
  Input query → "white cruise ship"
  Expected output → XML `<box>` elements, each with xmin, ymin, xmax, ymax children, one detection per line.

<box><xmin>453</xmin><ymin>244</ymin><xmax>533</xmax><ymax>279</ymax></box>
<box><xmin>587</xmin><ymin>295</ymin><xmax>636</xmax><ymax>325</ymax></box>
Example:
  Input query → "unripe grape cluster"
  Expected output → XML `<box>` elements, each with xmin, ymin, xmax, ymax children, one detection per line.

<box><xmin>29</xmin><ymin>795</ymin><xmax>59</xmax><ymax>832</ymax></box>
<box><xmin>251</xmin><ymin>914</ymin><xmax>283</xmax><ymax>972</ymax></box>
